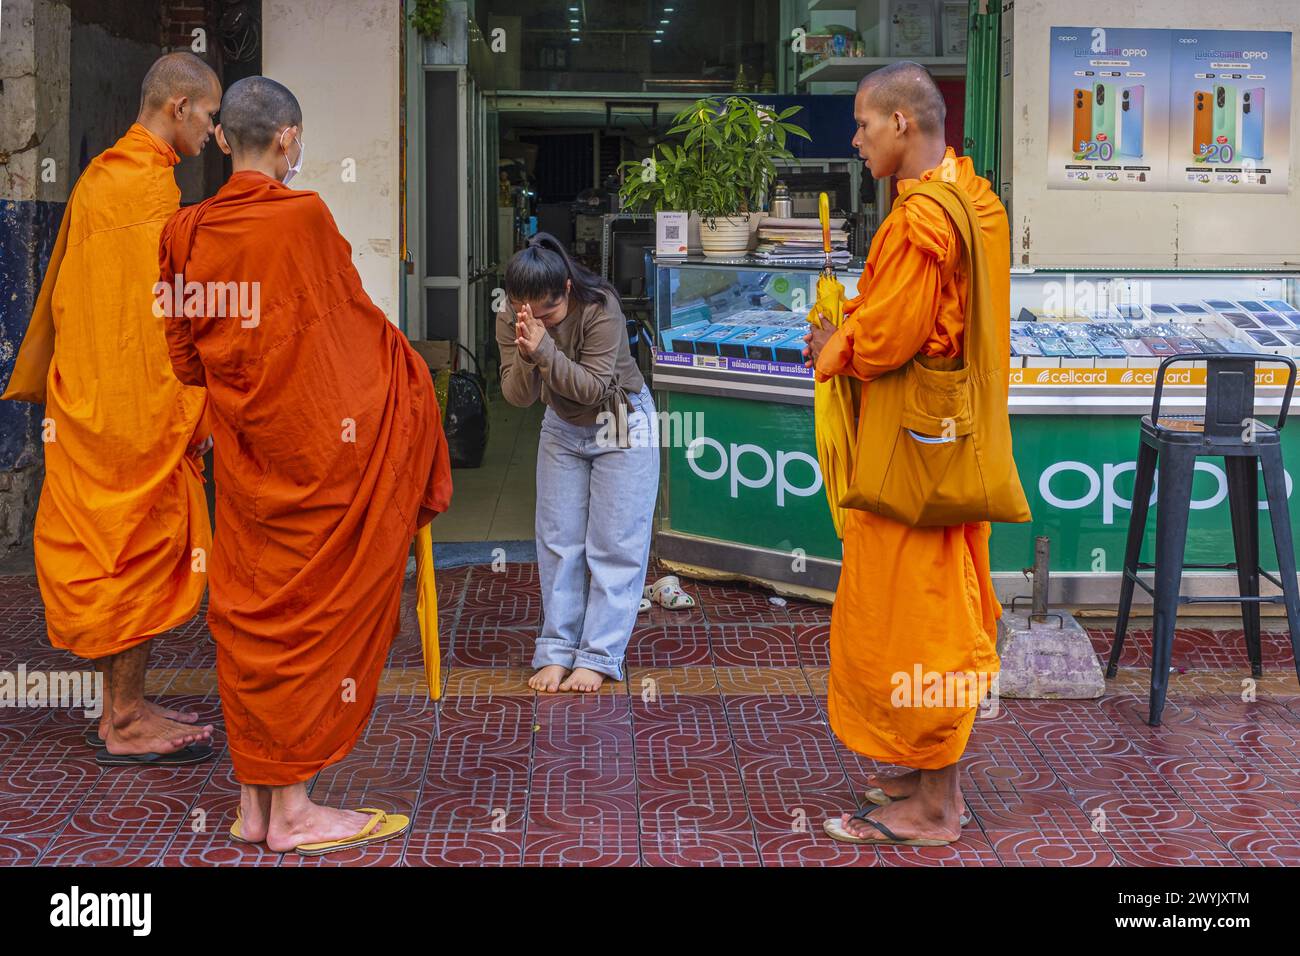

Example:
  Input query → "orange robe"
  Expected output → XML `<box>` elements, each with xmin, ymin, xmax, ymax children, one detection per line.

<box><xmin>160</xmin><ymin>170</ymin><xmax>452</xmax><ymax>785</ymax></box>
<box><xmin>12</xmin><ymin>124</ymin><xmax>210</xmax><ymax>659</ymax></box>
<box><xmin>816</xmin><ymin>148</ymin><xmax>1010</xmax><ymax>769</ymax></box>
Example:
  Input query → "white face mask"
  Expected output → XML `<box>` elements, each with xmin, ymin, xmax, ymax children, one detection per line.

<box><xmin>280</xmin><ymin>128</ymin><xmax>304</xmax><ymax>185</ymax></box>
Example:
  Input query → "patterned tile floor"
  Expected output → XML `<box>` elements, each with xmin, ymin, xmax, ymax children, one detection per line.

<box><xmin>0</xmin><ymin>564</ymin><xmax>1298</xmax><ymax>867</ymax></box>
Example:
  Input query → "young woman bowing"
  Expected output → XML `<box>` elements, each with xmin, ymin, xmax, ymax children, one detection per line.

<box><xmin>496</xmin><ymin>233</ymin><xmax>659</xmax><ymax>693</ymax></box>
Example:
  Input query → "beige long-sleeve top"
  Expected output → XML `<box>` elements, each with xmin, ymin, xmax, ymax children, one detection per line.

<box><xmin>496</xmin><ymin>290</ymin><xmax>645</xmax><ymax>426</ymax></box>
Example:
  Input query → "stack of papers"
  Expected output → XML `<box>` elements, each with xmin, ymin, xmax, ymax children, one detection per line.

<box><xmin>755</xmin><ymin>217</ymin><xmax>851</xmax><ymax>262</ymax></box>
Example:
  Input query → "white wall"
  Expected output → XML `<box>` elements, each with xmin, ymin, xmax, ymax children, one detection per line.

<box><xmin>1010</xmin><ymin>0</ymin><xmax>1300</xmax><ymax>270</ymax></box>
<box><xmin>262</xmin><ymin>0</ymin><xmax>402</xmax><ymax>321</ymax></box>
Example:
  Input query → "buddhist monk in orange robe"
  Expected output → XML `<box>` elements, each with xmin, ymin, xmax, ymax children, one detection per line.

<box><xmin>159</xmin><ymin>77</ymin><xmax>452</xmax><ymax>854</ymax></box>
<box><xmin>805</xmin><ymin>63</ymin><xmax>1010</xmax><ymax>845</ymax></box>
<box><xmin>2</xmin><ymin>53</ymin><xmax>221</xmax><ymax>764</ymax></box>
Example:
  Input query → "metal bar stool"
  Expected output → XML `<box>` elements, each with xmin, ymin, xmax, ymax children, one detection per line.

<box><xmin>1107</xmin><ymin>354</ymin><xmax>1300</xmax><ymax>726</ymax></box>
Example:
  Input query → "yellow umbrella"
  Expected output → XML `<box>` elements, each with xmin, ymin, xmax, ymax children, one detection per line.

<box><xmin>415</xmin><ymin>523</ymin><xmax>441</xmax><ymax>700</ymax></box>
<box><xmin>807</xmin><ymin>193</ymin><xmax>858</xmax><ymax>539</ymax></box>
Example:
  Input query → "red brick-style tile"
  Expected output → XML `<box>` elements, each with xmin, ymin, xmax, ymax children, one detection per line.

<box><xmin>4</xmin><ymin>566</ymin><xmax>1299</xmax><ymax>868</ymax></box>
<box><xmin>758</xmin><ymin>830</ymin><xmax>883</xmax><ymax>867</ymax></box>
<box><xmin>626</xmin><ymin>624</ymin><xmax>711</xmax><ymax>667</ymax></box>
<box><xmin>641</xmin><ymin>829</ymin><xmax>761</xmax><ymax>866</ymax></box>
<box><xmin>522</xmin><ymin>829</ymin><xmax>640</xmax><ymax>866</ymax></box>
<box><xmin>637</xmin><ymin>789</ymin><xmax>751</xmax><ymax>833</ymax></box>
<box><xmin>416</xmin><ymin>787</ymin><xmax>523</xmax><ymax>833</ymax></box>
<box><xmin>1102</xmin><ymin>827</ymin><xmax>1238</xmax><ymax>866</ymax></box>
<box><xmin>403</xmin><ymin>829</ymin><xmax>524</xmax><ymax>866</ymax></box>
<box><xmin>448</xmin><ymin>626</ymin><xmax>536</xmax><ymax>668</ymax></box>
<box><xmin>986</xmin><ymin>830</ymin><xmax>1118</xmax><ymax>866</ymax></box>
<box><xmin>876</xmin><ymin>828</ymin><xmax>1003</xmax><ymax>867</ymax></box>
<box><xmin>696</xmin><ymin>582</ymin><xmax>789</xmax><ymax>625</ymax></box>
<box><xmin>709</xmin><ymin>625</ymin><xmax>800</xmax><ymax>668</ymax></box>
<box><xmin>1220</xmin><ymin>829</ymin><xmax>1300</xmax><ymax>865</ymax></box>
<box><xmin>792</xmin><ymin>622</ymin><xmax>830</xmax><ymax>667</ymax></box>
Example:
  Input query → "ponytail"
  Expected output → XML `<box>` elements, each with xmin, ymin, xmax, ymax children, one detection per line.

<box><xmin>504</xmin><ymin>231</ymin><xmax>617</xmax><ymax>307</ymax></box>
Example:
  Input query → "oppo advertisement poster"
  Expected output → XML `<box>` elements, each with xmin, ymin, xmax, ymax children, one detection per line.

<box><xmin>1047</xmin><ymin>27</ymin><xmax>1291</xmax><ymax>193</ymax></box>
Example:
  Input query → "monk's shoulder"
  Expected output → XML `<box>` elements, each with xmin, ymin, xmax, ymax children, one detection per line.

<box><xmin>69</xmin><ymin>148</ymin><xmax>176</xmax><ymax>236</ymax></box>
<box><xmin>283</xmin><ymin>189</ymin><xmax>339</xmax><ymax>231</ymax></box>
<box><xmin>881</xmin><ymin>195</ymin><xmax>955</xmax><ymax>261</ymax></box>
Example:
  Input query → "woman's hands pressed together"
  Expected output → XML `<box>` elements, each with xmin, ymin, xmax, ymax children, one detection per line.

<box><xmin>515</xmin><ymin>302</ymin><xmax>547</xmax><ymax>358</ymax></box>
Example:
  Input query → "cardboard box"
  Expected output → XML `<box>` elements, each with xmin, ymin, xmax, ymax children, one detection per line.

<box><xmin>410</xmin><ymin>339</ymin><xmax>454</xmax><ymax>372</ymax></box>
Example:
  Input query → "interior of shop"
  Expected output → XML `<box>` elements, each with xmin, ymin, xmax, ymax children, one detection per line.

<box><xmin>428</xmin><ymin>0</ymin><xmax>974</xmax><ymax>545</ymax></box>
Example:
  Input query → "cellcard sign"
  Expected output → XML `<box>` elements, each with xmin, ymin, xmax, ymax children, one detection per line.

<box><xmin>1047</xmin><ymin>27</ymin><xmax>1291</xmax><ymax>193</ymax></box>
<box><xmin>664</xmin><ymin>393</ymin><xmax>1300</xmax><ymax>572</ymax></box>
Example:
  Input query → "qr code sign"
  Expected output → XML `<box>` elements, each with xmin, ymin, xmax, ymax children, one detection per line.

<box><xmin>665</xmin><ymin>225</ymin><xmax>680</xmax><ymax>239</ymax></box>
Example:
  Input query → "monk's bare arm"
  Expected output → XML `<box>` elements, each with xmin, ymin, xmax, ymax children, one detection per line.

<box><xmin>528</xmin><ymin>300</ymin><xmax>620</xmax><ymax>406</ymax></box>
<box><xmin>496</xmin><ymin>308</ymin><xmax>541</xmax><ymax>407</ymax></box>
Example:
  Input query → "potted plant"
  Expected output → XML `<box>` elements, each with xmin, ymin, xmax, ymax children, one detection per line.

<box><xmin>619</xmin><ymin>96</ymin><xmax>811</xmax><ymax>257</ymax></box>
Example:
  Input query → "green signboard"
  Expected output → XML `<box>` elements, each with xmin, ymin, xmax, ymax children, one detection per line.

<box><xmin>663</xmin><ymin>391</ymin><xmax>1298</xmax><ymax>573</ymax></box>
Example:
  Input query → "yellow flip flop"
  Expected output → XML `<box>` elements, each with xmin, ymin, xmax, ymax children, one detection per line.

<box><xmin>229</xmin><ymin>809</ymin><xmax>259</xmax><ymax>845</ymax></box>
<box><xmin>294</xmin><ymin>808</ymin><xmax>411</xmax><ymax>857</ymax></box>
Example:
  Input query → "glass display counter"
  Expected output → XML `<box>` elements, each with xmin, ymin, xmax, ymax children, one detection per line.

<box><xmin>649</xmin><ymin>254</ymin><xmax>1300</xmax><ymax>603</ymax></box>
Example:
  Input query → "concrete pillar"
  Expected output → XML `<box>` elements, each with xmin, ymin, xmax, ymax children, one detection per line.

<box><xmin>0</xmin><ymin>0</ymin><xmax>71</xmax><ymax>555</ymax></box>
<box><xmin>262</xmin><ymin>0</ymin><xmax>403</xmax><ymax>323</ymax></box>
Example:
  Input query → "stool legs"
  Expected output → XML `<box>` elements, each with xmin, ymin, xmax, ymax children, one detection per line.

<box><xmin>1258</xmin><ymin>443</ymin><xmax>1300</xmax><ymax>686</ymax></box>
<box><xmin>1149</xmin><ymin>444</ymin><xmax>1196</xmax><ymax>727</ymax></box>
<box><xmin>1109</xmin><ymin>441</ymin><xmax>1158</xmax><ymax>678</ymax></box>
<box><xmin>1225</xmin><ymin>455</ymin><xmax>1263</xmax><ymax>677</ymax></box>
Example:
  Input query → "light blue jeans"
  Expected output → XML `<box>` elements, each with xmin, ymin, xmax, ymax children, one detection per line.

<box><xmin>533</xmin><ymin>384</ymin><xmax>659</xmax><ymax>681</ymax></box>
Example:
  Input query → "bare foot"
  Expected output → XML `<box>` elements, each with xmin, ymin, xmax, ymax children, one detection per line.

<box><xmin>98</xmin><ymin>699</ymin><xmax>199</xmax><ymax>739</ymax></box>
<box><xmin>236</xmin><ymin>785</ymin><xmax>272</xmax><ymax>843</ymax></box>
<box><xmin>865</xmin><ymin>769</ymin><xmax>922</xmax><ymax>800</ymax></box>
<box><xmin>838</xmin><ymin>793</ymin><xmax>961</xmax><ymax>843</ymax></box>
<box><xmin>559</xmin><ymin>667</ymin><xmax>605</xmax><ymax>693</ymax></box>
<box><xmin>103</xmin><ymin>709</ymin><xmax>213</xmax><ymax>756</ymax></box>
<box><xmin>529</xmin><ymin>665</ymin><xmax>569</xmax><ymax>693</ymax></box>
<box><xmin>266</xmin><ymin>803</ymin><xmax>376</xmax><ymax>854</ymax></box>
<box><xmin>145</xmin><ymin>699</ymin><xmax>199</xmax><ymax>724</ymax></box>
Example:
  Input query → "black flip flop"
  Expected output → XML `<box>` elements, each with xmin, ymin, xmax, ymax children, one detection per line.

<box><xmin>86</xmin><ymin>730</ymin><xmax>105</xmax><ymax>748</ymax></box>
<box><xmin>823</xmin><ymin>803</ymin><xmax>955</xmax><ymax>847</ymax></box>
<box><xmin>95</xmin><ymin>743</ymin><xmax>215</xmax><ymax>767</ymax></box>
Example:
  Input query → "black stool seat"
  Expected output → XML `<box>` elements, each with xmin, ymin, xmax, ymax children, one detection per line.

<box><xmin>1108</xmin><ymin>354</ymin><xmax>1300</xmax><ymax>726</ymax></box>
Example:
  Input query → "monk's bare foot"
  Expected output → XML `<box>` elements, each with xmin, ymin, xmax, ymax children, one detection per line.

<box><xmin>559</xmin><ymin>667</ymin><xmax>605</xmax><ymax>693</ymax></box>
<box><xmin>237</xmin><ymin>785</ymin><xmax>272</xmax><ymax>843</ymax></box>
<box><xmin>265</xmin><ymin>802</ymin><xmax>375</xmax><ymax>854</ymax></box>
<box><xmin>104</xmin><ymin>709</ymin><xmax>213</xmax><ymax>756</ymax></box>
<box><xmin>529</xmin><ymin>665</ymin><xmax>568</xmax><ymax>693</ymax></box>
<box><xmin>144</xmin><ymin>699</ymin><xmax>199</xmax><ymax>724</ymax></box>
<box><xmin>865</xmin><ymin>769</ymin><xmax>922</xmax><ymax>800</ymax></box>
<box><xmin>838</xmin><ymin>793</ymin><xmax>961</xmax><ymax>843</ymax></box>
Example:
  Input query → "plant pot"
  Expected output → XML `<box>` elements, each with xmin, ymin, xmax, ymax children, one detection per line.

<box><xmin>698</xmin><ymin>215</ymin><xmax>752</xmax><ymax>257</ymax></box>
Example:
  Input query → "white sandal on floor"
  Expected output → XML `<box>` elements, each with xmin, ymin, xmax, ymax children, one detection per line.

<box><xmin>643</xmin><ymin>575</ymin><xmax>697</xmax><ymax>610</ymax></box>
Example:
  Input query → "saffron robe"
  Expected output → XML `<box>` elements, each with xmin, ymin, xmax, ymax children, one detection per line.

<box><xmin>816</xmin><ymin>148</ymin><xmax>1011</xmax><ymax>769</ymax></box>
<box><xmin>160</xmin><ymin>170</ymin><xmax>452</xmax><ymax>785</ymax></box>
<box><xmin>2</xmin><ymin>123</ymin><xmax>210</xmax><ymax>659</ymax></box>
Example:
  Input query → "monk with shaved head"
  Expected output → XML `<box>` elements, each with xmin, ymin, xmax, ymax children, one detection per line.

<box><xmin>2</xmin><ymin>51</ymin><xmax>222</xmax><ymax>765</ymax></box>
<box><xmin>160</xmin><ymin>76</ymin><xmax>452</xmax><ymax>855</ymax></box>
<box><xmin>804</xmin><ymin>61</ymin><xmax>1015</xmax><ymax>845</ymax></box>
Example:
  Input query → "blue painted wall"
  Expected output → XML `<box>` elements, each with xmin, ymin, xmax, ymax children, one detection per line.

<box><xmin>0</xmin><ymin>198</ymin><xmax>63</xmax><ymax>470</ymax></box>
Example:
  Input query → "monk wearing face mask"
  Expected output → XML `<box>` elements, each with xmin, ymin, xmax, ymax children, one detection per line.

<box><xmin>159</xmin><ymin>76</ymin><xmax>452</xmax><ymax>855</ymax></box>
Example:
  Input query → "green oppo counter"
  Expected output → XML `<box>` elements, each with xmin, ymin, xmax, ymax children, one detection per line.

<box><xmin>649</xmin><ymin>256</ymin><xmax>1300</xmax><ymax>602</ymax></box>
